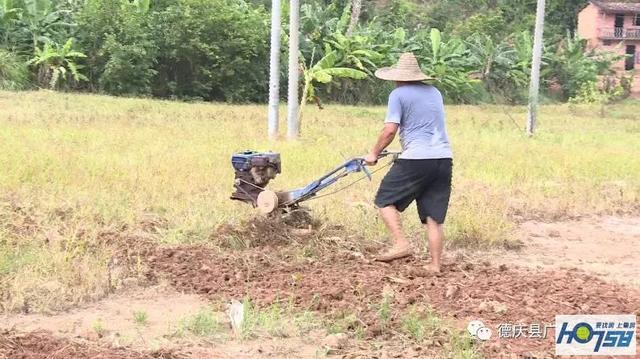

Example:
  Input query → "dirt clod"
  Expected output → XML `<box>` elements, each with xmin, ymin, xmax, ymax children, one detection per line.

<box><xmin>212</xmin><ymin>213</ymin><xmax>323</xmax><ymax>249</ymax></box>
<box><xmin>444</xmin><ymin>285</ymin><xmax>459</xmax><ymax>299</ymax></box>
<box><xmin>322</xmin><ymin>333</ymin><xmax>348</xmax><ymax>349</ymax></box>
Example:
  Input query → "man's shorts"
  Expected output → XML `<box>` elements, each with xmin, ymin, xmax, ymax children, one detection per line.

<box><xmin>374</xmin><ymin>158</ymin><xmax>453</xmax><ymax>224</ymax></box>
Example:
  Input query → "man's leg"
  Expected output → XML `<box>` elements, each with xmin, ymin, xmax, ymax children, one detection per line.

<box><xmin>375</xmin><ymin>205</ymin><xmax>413</xmax><ymax>261</ymax></box>
<box><xmin>424</xmin><ymin>217</ymin><xmax>444</xmax><ymax>272</ymax></box>
<box><xmin>379</xmin><ymin>205</ymin><xmax>410</xmax><ymax>251</ymax></box>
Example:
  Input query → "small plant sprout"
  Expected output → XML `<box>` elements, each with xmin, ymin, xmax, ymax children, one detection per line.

<box><xmin>377</xmin><ymin>289</ymin><xmax>394</xmax><ymax>334</ymax></box>
<box><xmin>92</xmin><ymin>318</ymin><xmax>106</xmax><ymax>337</ymax></box>
<box><xmin>133</xmin><ymin>310</ymin><xmax>149</xmax><ymax>326</ymax></box>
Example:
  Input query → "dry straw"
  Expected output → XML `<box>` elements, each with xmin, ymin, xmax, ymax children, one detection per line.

<box><xmin>374</xmin><ymin>52</ymin><xmax>434</xmax><ymax>82</ymax></box>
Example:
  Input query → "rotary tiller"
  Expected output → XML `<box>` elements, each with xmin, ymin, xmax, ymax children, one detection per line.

<box><xmin>230</xmin><ymin>150</ymin><xmax>399</xmax><ymax>214</ymax></box>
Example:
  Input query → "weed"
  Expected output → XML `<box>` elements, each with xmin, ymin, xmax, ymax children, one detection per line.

<box><xmin>446</xmin><ymin>331</ymin><xmax>482</xmax><ymax>359</ymax></box>
<box><xmin>293</xmin><ymin>310</ymin><xmax>322</xmax><ymax>334</ymax></box>
<box><xmin>401</xmin><ymin>311</ymin><xmax>426</xmax><ymax>342</ymax></box>
<box><xmin>377</xmin><ymin>292</ymin><xmax>393</xmax><ymax>334</ymax></box>
<box><xmin>133</xmin><ymin>310</ymin><xmax>149</xmax><ymax>326</ymax></box>
<box><xmin>328</xmin><ymin>312</ymin><xmax>365</xmax><ymax>339</ymax></box>
<box><xmin>400</xmin><ymin>307</ymin><xmax>481</xmax><ymax>358</ymax></box>
<box><xmin>240</xmin><ymin>298</ymin><xmax>299</xmax><ymax>339</ymax></box>
<box><xmin>92</xmin><ymin>318</ymin><xmax>106</xmax><ymax>336</ymax></box>
<box><xmin>400</xmin><ymin>307</ymin><xmax>445</xmax><ymax>342</ymax></box>
<box><xmin>178</xmin><ymin>307</ymin><xmax>221</xmax><ymax>337</ymax></box>
<box><xmin>315</xmin><ymin>347</ymin><xmax>330</xmax><ymax>357</ymax></box>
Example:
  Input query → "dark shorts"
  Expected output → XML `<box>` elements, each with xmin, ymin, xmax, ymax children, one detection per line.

<box><xmin>374</xmin><ymin>158</ymin><xmax>453</xmax><ymax>224</ymax></box>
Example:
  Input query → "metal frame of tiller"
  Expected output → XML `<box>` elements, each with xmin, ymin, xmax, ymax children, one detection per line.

<box><xmin>256</xmin><ymin>150</ymin><xmax>399</xmax><ymax>214</ymax></box>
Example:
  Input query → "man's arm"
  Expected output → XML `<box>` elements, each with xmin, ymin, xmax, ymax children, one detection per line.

<box><xmin>365</xmin><ymin>123</ymin><xmax>398</xmax><ymax>165</ymax></box>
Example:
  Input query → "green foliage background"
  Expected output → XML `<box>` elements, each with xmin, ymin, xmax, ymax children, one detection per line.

<box><xmin>0</xmin><ymin>0</ymin><xmax>634</xmax><ymax>103</ymax></box>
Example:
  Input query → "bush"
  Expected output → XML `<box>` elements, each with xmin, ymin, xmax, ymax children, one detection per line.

<box><xmin>0</xmin><ymin>49</ymin><xmax>30</xmax><ymax>90</ymax></box>
<box><xmin>149</xmin><ymin>0</ymin><xmax>270</xmax><ymax>102</ymax></box>
<box><xmin>98</xmin><ymin>34</ymin><xmax>157</xmax><ymax>96</ymax></box>
<box><xmin>77</xmin><ymin>0</ymin><xmax>156</xmax><ymax>96</ymax></box>
<box><xmin>77</xmin><ymin>0</ymin><xmax>269</xmax><ymax>101</ymax></box>
<box><xmin>544</xmin><ymin>35</ymin><xmax>622</xmax><ymax>101</ymax></box>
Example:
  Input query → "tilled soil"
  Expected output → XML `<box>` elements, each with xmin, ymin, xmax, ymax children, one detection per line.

<box><xmin>0</xmin><ymin>330</ymin><xmax>184</xmax><ymax>359</ymax></box>
<box><xmin>144</xmin><ymin>245</ymin><xmax>640</xmax><ymax>358</ymax></box>
<box><xmin>6</xmin><ymin>215</ymin><xmax>639</xmax><ymax>358</ymax></box>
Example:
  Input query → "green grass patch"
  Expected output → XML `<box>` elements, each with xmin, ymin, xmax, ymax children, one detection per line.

<box><xmin>400</xmin><ymin>306</ymin><xmax>482</xmax><ymax>359</ymax></box>
<box><xmin>241</xmin><ymin>298</ymin><xmax>323</xmax><ymax>339</ymax></box>
<box><xmin>178</xmin><ymin>307</ymin><xmax>222</xmax><ymax>337</ymax></box>
<box><xmin>133</xmin><ymin>310</ymin><xmax>149</xmax><ymax>326</ymax></box>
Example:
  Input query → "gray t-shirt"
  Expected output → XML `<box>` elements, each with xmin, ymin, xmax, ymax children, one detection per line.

<box><xmin>385</xmin><ymin>83</ymin><xmax>453</xmax><ymax>160</ymax></box>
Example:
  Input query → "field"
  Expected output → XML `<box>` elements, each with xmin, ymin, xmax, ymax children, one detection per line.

<box><xmin>0</xmin><ymin>90</ymin><xmax>639</xmax><ymax>358</ymax></box>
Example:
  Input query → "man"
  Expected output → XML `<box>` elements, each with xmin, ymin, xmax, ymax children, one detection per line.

<box><xmin>364</xmin><ymin>52</ymin><xmax>453</xmax><ymax>272</ymax></box>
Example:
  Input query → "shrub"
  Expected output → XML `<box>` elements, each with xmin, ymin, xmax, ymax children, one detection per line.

<box><xmin>0</xmin><ymin>49</ymin><xmax>30</xmax><ymax>90</ymax></box>
<box><xmin>76</xmin><ymin>0</ymin><xmax>156</xmax><ymax>96</ymax></box>
<box><xmin>149</xmin><ymin>0</ymin><xmax>270</xmax><ymax>102</ymax></box>
<box><xmin>98</xmin><ymin>34</ymin><xmax>157</xmax><ymax>96</ymax></box>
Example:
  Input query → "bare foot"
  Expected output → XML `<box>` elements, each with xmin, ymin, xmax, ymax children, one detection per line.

<box><xmin>375</xmin><ymin>245</ymin><xmax>413</xmax><ymax>263</ymax></box>
<box><xmin>424</xmin><ymin>263</ymin><xmax>442</xmax><ymax>274</ymax></box>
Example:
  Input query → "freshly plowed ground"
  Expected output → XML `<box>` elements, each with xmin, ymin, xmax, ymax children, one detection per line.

<box><xmin>4</xmin><ymin>216</ymin><xmax>640</xmax><ymax>358</ymax></box>
<box><xmin>143</xmin><ymin>243</ymin><xmax>640</xmax><ymax>357</ymax></box>
<box><xmin>0</xmin><ymin>330</ymin><xmax>184</xmax><ymax>359</ymax></box>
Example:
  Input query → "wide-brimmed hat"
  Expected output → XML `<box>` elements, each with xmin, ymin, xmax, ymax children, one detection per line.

<box><xmin>374</xmin><ymin>52</ymin><xmax>433</xmax><ymax>82</ymax></box>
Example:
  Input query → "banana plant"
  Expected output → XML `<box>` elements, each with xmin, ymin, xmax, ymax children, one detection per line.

<box><xmin>511</xmin><ymin>31</ymin><xmax>533</xmax><ymax>74</ymax></box>
<box><xmin>466</xmin><ymin>33</ymin><xmax>515</xmax><ymax>81</ymax></box>
<box><xmin>0</xmin><ymin>0</ymin><xmax>21</xmax><ymax>47</ymax></box>
<box><xmin>12</xmin><ymin>0</ymin><xmax>73</xmax><ymax>52</ymax></box>
<box><xmin>325</xmin><ymin>32</ymin><xmax>384</xmax><ymax>74</ymax></box>
<box><xmin>28</xmin><ymin>37</ymin><xmax>88</xmax><ymax>89</ymax></box>
<box><xmin>546</xmin><ymin>32</ymin><xmax>623</xmax><ymax>100</ymax></box>
<box><xmin>300</xmin><ymin>48</ymin><xmax>368</xmax><ymax>115</ymax></box>
<box><xmin>418</xmin><ymin>28</ymin><xmax>478</xmax><ymax>103</ymax></box>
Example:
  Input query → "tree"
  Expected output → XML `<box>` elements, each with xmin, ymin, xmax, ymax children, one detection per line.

<box><xmin>546</xmin><ymin>0</ymin><xmax>589</xmax><ymax>39</ymax></box>
<box><xmin>77</xmin><ymin>0</ymin><xmax>156</xmax><ymax>95</ymax></box>
<box><xmin>547</xmin><ymin>33</ymin><xmax>623</xmax><ymax>100</ymax></box>
<box><xmin>150</xmin><ymin>0</ymin><xmax>269</xmax><ymax>101</ymax></box>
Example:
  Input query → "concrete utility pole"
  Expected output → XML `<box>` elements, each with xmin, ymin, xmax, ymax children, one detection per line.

<box><xmin>346</xmin><ymin>0</ymin><xmax>362</xmax><ymax>36</ymax></box>
<box><xmin>286</xmin><ymin>0</ymin><xmax>300</xmax><ymax>139</ymax></box>
<box><xmin>267</xmin><ymin>0</ymin><xmax>282</xmax><ymax>139</ymax></box>
<box><xmin>526</xmin><ymin>0</ymin><xmax>546</xmax><ymax>136</ymax></box>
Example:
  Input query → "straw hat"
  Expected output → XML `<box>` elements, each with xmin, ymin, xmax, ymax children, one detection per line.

<box><xmin>374</xmin><ymin>52</ymin><xmax>433</xmax><ymax>82</ymax></box>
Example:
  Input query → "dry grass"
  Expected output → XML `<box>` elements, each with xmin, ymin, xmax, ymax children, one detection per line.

<box><xmin>0</xmin><ymin>90</ymin><xmax>639</xmax><ymax>313</ymax></box>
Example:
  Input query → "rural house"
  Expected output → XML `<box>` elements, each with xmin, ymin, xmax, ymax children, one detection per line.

<box><xmin>577</xmin><ymin>0</ymin><xmax>640</xmax><ymax>96</ymax></box>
